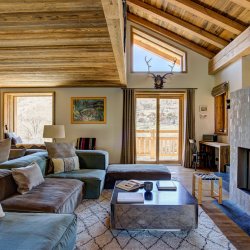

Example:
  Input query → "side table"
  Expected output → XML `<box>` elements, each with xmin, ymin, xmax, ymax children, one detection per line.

<box><xmin>192</xmin><ymin>172</ymin><xmax>222</xmax><ymax>205</ymax></box>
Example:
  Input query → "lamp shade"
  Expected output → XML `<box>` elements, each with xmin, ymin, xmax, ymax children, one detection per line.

<box><xmin>43</xmin><ymin>125</ymin><xmax>65</xmax><ymax>139</ymax></box>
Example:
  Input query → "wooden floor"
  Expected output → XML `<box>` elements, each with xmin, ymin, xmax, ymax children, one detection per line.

<box><xmin>167</xmin><ymin>166</ymin><xmax>250</xmax><ymax>250</ymax></box>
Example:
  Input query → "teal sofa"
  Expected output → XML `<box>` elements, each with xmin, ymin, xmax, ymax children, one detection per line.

<box><xmin>0</xmin><ymin>212</ymin><xmax>77</xmax><ymax>250</ymax></box>
<box><xmin>47</xmin><ymin>150</ymin><xmax>108</xmax><ymax>199</ymax></box>
<box><xmin>0</xmin><ymin>149</ymin><xmax>109</xmax><ymax>199</ymax></box>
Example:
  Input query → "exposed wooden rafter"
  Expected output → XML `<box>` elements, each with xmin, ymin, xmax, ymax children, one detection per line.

<box><xmin>230</xmin><ymin>0</ymin><xmax>250</xmax><ymax>10</ymax></box>
<box><xmin>128</xmin><ymin>13</ymin><xmax>215</xmax><ymax>59</ymax></box>
<box><xmin>127</xmin><ymin>0</ymin><xmax>229</xmax><ymax>49</ymax></box>
<box><xmin>101</xmin><ymin>0</ymin><xmax>126</xmax><ymax>85</ymax></box>
<box><xmin>209</xmin><ymin>27</ymin><xmax>250</xmax><ymax>74</ymax></box>
<box><xmin>164</xmin><ymin>0</ymin><xmax>245</xmax><ymax>35</ymax></box>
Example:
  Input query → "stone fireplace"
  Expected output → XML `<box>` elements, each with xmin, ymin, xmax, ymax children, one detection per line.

<box><xmin>230</xmin><ymin>88</ymin><xmax>250</xmax><ymax>214</ymax></box>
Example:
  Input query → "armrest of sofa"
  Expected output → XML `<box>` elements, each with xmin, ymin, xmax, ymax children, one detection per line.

<box><xmin>76</xmin><ymin>150</ymin><xmax>109</xmax><ymax>170</ymax></box>
<box><xmin>0</xmin><ymin>152</ymin><xmax>48</xmax><ymax>176</ymax></box>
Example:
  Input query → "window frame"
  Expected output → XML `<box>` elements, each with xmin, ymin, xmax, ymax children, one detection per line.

<box><xmin>2</xmin><ymin>91</ymin><xmax>55</xmax><ymax>142</ymax></box>
<box><xmin>214</xmin><ymin>92</ymin><xmax>228</xmax><ymax>135</ymax></box>
<box><xmin>130</xmin><ymin>27</ymin><xmax>187</xmax><ymax>74</ymax></box>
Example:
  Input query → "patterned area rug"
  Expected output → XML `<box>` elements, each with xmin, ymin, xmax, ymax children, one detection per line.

<box><xmin>75</xmin><ymin>190</ymin><xmax>236</xmax><ymax>250</ymax></box>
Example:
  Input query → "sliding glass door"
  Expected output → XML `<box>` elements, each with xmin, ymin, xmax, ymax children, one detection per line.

<box><xmin>136</xmin><ymin>93</ymin><xmax>183</xmax><ymax>164</ymax></box>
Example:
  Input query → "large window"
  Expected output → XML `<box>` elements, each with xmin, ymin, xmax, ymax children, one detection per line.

<box><xmin>3</xmin><ymin>93</ymin><xmax>54</xmax><ymax>144</ymax></box>
<box><xmin>131</xmin><ymin>28</ymin><xmax>186</xmax><ymax>73</ymax></box>
<box><xmin>136</xmin><ymin>93</ymin><xmax>183</xmax><ymax>164</ymax></box>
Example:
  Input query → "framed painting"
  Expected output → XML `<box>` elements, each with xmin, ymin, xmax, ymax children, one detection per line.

<box><xmin>71</xmin><ymin>97</ymin><xmax>106</xmax><ymax>124</ymax></box>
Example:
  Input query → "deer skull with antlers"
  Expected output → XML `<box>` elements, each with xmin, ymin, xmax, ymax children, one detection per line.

<box><xmin>145</xmin><ymin>57</ymin><xmax>177</xmax><ymax>89</ymax></box>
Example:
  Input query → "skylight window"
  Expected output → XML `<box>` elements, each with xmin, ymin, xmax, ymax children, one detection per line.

<box><xmin>131</xmin><ymin>28</ymin><xmax>186</xmax><ymax>73</ymax></box>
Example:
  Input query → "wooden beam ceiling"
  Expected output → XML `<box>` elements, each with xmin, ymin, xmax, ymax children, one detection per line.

<box><xmin>0</xmin><ymin>0</ymin><xmax>124</xmax><ymax>88</ymax></box>
<box><xmin>164</xmin><ymin>0</ymin><xmax>245</xmax><ymax>35</ymax></box>
<box><xmin>101</xmin><ymin>0</ymin><xmax>126</xmax><ymax>85</ymax></box>
<box><xmin>127</xmin><ymin>0</ymin><xmax>229</xmax><ymax>49</ymax></box>
<box><xmin>128</xmin><ymin>13</ymin><xmax>215</xmax><ymax>59</ymax></box>
<box><xmin>209</xmin><ymin>27</ymin><xmax>250</xmax><ymax>74</ymax></box>
<box><xmin>0</xmin><ymin>0</ymin><xmax>101</xmax><ymax>13</ymax></box>
<box><xmin>230</xmin><ymin>0</ymin><xmax>250</xmax><ymax>10</ymax></box>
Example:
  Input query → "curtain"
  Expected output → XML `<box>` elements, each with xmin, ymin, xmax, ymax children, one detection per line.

<box><xmin>121</xmin><ymin>89</ymin><xmax>136</xmax><ymax>164</ymax></box>
<box><xmin>183</xmin><ymin>89</ymin><xmax>195</xmax><ymax>168</ymax></box>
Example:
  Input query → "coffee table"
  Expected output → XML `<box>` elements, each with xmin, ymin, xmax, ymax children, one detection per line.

<box><xmin>110</xmin><ymin>181</ymin><xmax>198</xmax><ymax>230</ymax></box>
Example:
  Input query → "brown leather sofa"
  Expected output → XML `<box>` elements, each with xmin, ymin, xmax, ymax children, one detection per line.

<box><xmin>0</xmin><ymin>169</ymin><xmax>83</xmax><ymax>214</ymax></box>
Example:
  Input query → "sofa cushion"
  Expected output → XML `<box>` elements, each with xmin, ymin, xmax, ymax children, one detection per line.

<box><xmin>8</xmin><ymin>148</ymin><xmax>26</xmax><ymax>160</ymax></box>
<box><xmin>12</xmin><ymin>162</ymin><xmax>45</xmax><ymax>194</ymax></box>
<box><xmin>0</xmin><ymin>170</ymin><xmax>17</xmax><ymax>202</ymax></box>
<box><xmin>1</xmin><ymin>178</ymin><xmax>83</xmax><ymax>213</ymax></box>
<box><xmin>0</xmin><ymin>212</ymin><xmax>77</xmax><ymax>250</ymax></box>
<box><xmin>76</xmin><ymin>150</ymin><xmax>109</xmax><ymax>170</ymax></box>
<box><xmin>0</xmin><ymin>138</ymin><xmax>11</xmax><ymax>163</ymax></box>
<box><xmin>105</xmin><ymin>164</ymin><xmax>171</xmax><ymax>188</ymax></box>
<box><xmin>48</xmin><ymin>169</ymin><xmax>106</xmax><ymax>199</ymax></box>
<box><xmin>52</xmin><ymin>156</ymin><xmax>80</xmax><ymax>174</ymax></box>
<box><xmin>45</xmin><ymin>142</ymin><xmax>76</xmax><ymax>158</ymax></box>
<box><xmin>4</xmin><ymin>132</ymin><xmax>22</xmax><ymax>145</ymax></box>
<box><xmin>0</xmin><ymin>151</ymin><xmax>48</xmax><ymax>176</ymax></box>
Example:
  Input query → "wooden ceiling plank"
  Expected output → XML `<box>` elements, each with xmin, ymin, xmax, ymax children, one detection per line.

<box><xmin>0</xmin><ymin>80</ymin><xmax>124</xmax><ymax>88</ymax></box>
<box><xmin>128</xmin><ymin>13</ymin><xmax>215</xmax><ymax>58</ymax></box>
<box><xmin>230</xmin><ymin>0</ymin><xmax>250</xmax><ymax>10</ymax></box>
<box><xmin>165</xmin><ymin>0</ymin><xmax>245</xmax><ymax>35</ymax></box>
<box><xmin>0</xmin><ymin>11</ymin><xmax>107</xmax><ymax>30</ymax></box>
<box><xmin>0</xmin><ymin>37</ymin><xmax>112</xmax><ymax>48</ymax></box>
<box><xmin>0</xmin><ymin>0</ymin><xmax>102</xmax><ymax>14</ymax></box>
<box><xmin>209</xmin><ymin>27</ymin><xmax>250</xmax><ymax>74</ymax></box>
<box><xmin>101</xmin><ymin>0</ymin><xmax>126</xmax><ymax>85</ymax></box>
<box><xmin>127</xmin><ymin>0</ymin><xmax>229</xmax><ymax>49</ymax></box>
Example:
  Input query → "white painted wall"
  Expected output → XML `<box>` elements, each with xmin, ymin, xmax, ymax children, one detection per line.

<box><xmin>127</xmin><ymin>21</ymin><xmax>215</xmax><ymax>143</ymax></box>
<box><xmin>215</xmin><ymin>59</ymin><xmax>242</xmax><ymax>93</ymax></box>
<box><xmin>214</xmin><ymin>56</ymin><xmax>250</xmax><ymax>143</ymax></box>
<box><xmin>242</xmin><ymin>55</ymin><xmax>250</xmax><ymax>88</ymax></box>
<box><xmin>0</xmin><ymin>22</ymin><xmax>217</xmax><ymax>164</ymax></box>
<box><xmin>0</xmin><ymin>88</ymin><xmax>123</xmax><ymax>164</ymax></box>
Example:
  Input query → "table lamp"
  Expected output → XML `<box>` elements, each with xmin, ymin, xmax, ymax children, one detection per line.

<box><xmin>43</xmin><ymin>125</ymin><xmax>65</xmax><ymax>142</ymax></box>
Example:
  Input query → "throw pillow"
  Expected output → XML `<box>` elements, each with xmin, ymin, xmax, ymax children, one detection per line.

<box><xmin>0</xmin><ymin>138</ymin><xmax>11</xmax><ymax>163</ymax></box>
<box><xmin>45</xmin><ymin>142</ymin><xmax>76</xmax><ymax>158</ymax></box>
<box><xmin>4</xmin><ymin>132</ymin><xmax>22</xmax><ymax>145</ymax></box>
<box><xmin>8</xmin><ymin>149</ymin><xmax>26</xmax><ymax>160</ymax></box>
<box><xmin>12</xmin><ymin>162</ymin><xmax>45</xmax><ymax>194</ymax></box>
<box><xmin>51</xmin><ymin>156</ymin><xmax>80</xmax><ymax>174</ymax></box>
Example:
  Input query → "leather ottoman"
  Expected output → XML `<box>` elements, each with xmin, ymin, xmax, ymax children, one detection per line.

<box><xmin>105</xmin><ymin>164</ymin><xmax>171</xmax><ymax>188</ymax></box>
<box><xmin>0</xmin><ymin>212</ymin><xmax>77</xmax><ymax>250</ymax></box>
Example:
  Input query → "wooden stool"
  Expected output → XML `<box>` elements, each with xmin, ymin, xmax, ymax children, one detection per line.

<box><xmin>192</xmin><ymin>172</ymin><xmax>222</xmax><ymax>205</ymax></box>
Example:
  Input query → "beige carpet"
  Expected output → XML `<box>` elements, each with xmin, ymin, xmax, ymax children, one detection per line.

<box><xmin>75</xmin><ymin>190</ymin><xmax>236</xmax><ymax>250</ymax></box>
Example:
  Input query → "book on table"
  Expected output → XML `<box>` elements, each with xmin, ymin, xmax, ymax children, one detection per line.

<box><xmin>156</xmin><ymin>180</ymin><xmax>177</xmax><ymax>190</ymax></box>
<box><xmin>115</xmin><ymin>180</ymin><xmax>144</xmax><ymax>191</ymax></box>
<box><xmin>117</xmin><ymin>192</ymin><xmax>144</xmax><ymax>203</ymax></box>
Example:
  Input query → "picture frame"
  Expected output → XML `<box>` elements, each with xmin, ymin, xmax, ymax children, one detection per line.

<box><xmin>71</xmin><ymin>97</ymin><xmax>106</xmax><ymax>124</ymax></box>
<box><xmin>199</xmin><ymin>105</ymin><xmax>207</xmax><ymax>113</ymax></box>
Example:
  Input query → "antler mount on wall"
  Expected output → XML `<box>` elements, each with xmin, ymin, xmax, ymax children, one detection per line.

<box><xmin>145</xmin><ymin>57</ymin><xmax>177</xmax><ymax>89</ymax></box>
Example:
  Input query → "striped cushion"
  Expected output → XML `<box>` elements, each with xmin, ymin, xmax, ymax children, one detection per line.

<box><xmin>76</xmin><ymin>138</ymin><xmax>96</xmax><ymax>150</ymax></box>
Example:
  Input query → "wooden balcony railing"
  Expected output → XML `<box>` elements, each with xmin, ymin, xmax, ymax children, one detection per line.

<box><xmin>136</xmin><ymin>129</ymin><xmax>179</xmax><ymax>160</ymax></box>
